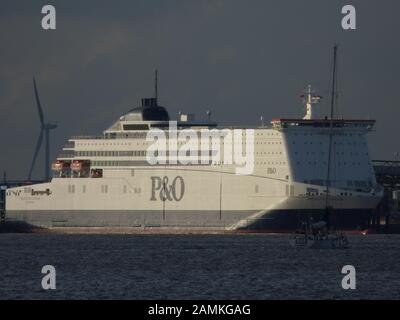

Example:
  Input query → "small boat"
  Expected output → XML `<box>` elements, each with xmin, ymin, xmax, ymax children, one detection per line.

<box><xmin>290</xmin><ymin>45</ymin><xmax>349</xmax><ymax>250</ymax></box>
<box><xmin>290</xmin><ymin>220</ymin><xmax>350</xmax><ymax>249</ymax></box>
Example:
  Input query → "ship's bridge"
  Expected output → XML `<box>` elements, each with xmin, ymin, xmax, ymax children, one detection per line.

<box><xmin>272</xmin><ymin>85</ymin><xmax>376</xmax><ymax>132</ymax></box>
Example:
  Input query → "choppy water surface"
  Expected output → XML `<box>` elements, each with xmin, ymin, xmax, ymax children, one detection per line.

<box><xmin>0</xmin><ymin>234</ymin><xmax>399</xmax><ymax>299</ymax></box>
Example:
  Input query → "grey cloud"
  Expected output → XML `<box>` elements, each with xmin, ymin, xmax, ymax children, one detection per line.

<box><xmin>0</xmin><ymin>0</ymin><xmax>400</xmax><ymax>179</ymax></box>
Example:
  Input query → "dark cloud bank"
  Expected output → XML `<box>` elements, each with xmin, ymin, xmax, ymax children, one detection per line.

<box><xmin>0</xmin><ymin>0</ymin><xmax>399</xmax><ymax>179</ymax></box>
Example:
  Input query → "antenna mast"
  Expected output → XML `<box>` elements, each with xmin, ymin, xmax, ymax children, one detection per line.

<box><xmin>155</xmin><ymin>69</ymin><xmax>158</xmax><ymax>103</ymax></box>
<box><xmin>329</xmin><ymin>46</ymin><xmax>338</xmax><ymax>122</ymax></box>
<box><xmin>324</xmin><ymin>44</ymin><xmax>338</xmax><ymax>224</ymax></box>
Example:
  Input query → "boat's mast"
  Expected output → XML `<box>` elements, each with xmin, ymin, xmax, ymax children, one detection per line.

<box><xmin>155</xmin><ymin>69</ymin><xmax>158</xmax><ymax>103</ymax></box>
<box><xmin>325</xmin><ymin>45</ymin><xmax>338</xmax><ymax>213</ymax></box>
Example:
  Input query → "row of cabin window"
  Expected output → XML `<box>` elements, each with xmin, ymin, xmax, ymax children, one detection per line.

<box><xmin>256</xmin><ymin>151</ymin><xmax>283</xmax><ymax>155</ymax></box>
<box><xmin>296</xmin><ymin>161</ymin><xmax>369</xmax><ymax>166</ymax></box>
<box><xmin>294</xmin><ymin>133</ymin><xmax>363</xmax><ymax>136</ymax></box>
<box><xmin>77</xmin><ymin>150</ymin><xmax>266</xmax><ymax>158</ymax></box>
<box><xmin>292</xmin><ymin>141</ymin><xmax>367</xmax><ymax>146</ymax></box>
<box><xmin>76</xmin><ymin>150</ymin><xmax>147</xmax><ymax>157</ymax></box>
<box><xmin>66</xmin><ymin>184</ymin><xmax>141</xmax><ymax>194</ymax></box>
<box><xmin>91</xmin><ymin>161</ymin><xmax>143</xmax><ymax>167</ymax></box>
<box><xmin>77</xmin><ymin>139</ymin><xmax>263</xmax><ymax>147</ymax></box>
<box><xmin>303</xmin><ymin>180</ymin><xmax>372</xmax><ymax>187</ymax></box>
<box><xmin>90</xmin><ymin>160</ymin><xmax>215</xmax><ymax>166</ymax></box>
<box><xmin>294</xmin><ymin>151</ymin><xmax>368</xmax><ymax>156</ymax></box>
<box><xmin>305</xmin><ymin>191</ymin><xmax>355</xmax><ymax>197</ymax></box>
<box><xmin>255</xmin><ymin>161</ymin><xmax>286</xmax><ymax>165</ymax></box>
<box><xmin>255</xmin><ymin>141</ymin><xmax>282</xmax><ymax>145</ymax></box>
<box><xmin>255</xmin><ymin>132</ymin><xmax>280</xmax><ymax>136</ymax></box>
<box><xmin>89</xmin><ymin>160</ymin><xmax>288</xmax><ymax>167</ymax></box>
<box><xmin>105</xmin><ymin>132</ymin><xmax>281</xmax><ymax>139</ymax></box>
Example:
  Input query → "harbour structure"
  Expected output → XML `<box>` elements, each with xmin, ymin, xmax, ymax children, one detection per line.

<box><xmin>372</xmin><ymin>160</ymin><xmax>400</xmax><ymax>231</ymax></box>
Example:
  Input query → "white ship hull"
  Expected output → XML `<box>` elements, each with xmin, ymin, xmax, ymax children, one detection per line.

<box><xmin>5</xmin><ymin>92</ymin><xmax>383</xmax><ymax>232</ymax></box>
<box><xmin>5</xmin><ymin>166</ymin><xmax>382</xmax><ymax>231</ymax></box>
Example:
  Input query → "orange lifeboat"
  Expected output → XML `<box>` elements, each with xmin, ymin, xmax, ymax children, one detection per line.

<box><xmin>52</xmin><ymin>160</ymin><xmax>70</xmax><ymax>171</ymax></box>
<box><xmin>70</xmin><ymin>160</ymin><xmax>90</xmax><ymax>171</ymax></box>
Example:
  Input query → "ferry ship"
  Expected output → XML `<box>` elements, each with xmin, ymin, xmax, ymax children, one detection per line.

<box><xmin>5</xmin><ymin>83</ymin><xmax>383</xmax><ymax>232</ymax></box>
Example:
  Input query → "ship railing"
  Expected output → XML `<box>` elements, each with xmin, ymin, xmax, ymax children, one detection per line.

<box><xmin>216</xmin><ymin>125</ymin><xmax>272</xmax><ymax>129</ymax></box>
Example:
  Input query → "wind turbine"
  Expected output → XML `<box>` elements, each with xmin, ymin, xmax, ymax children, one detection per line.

<box><xmin>28</xmin><ymin>77</ymin><xmax>57</xmax><ymax>181</ymax></box>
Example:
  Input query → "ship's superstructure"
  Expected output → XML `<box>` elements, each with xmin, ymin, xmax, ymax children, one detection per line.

<box><xmin>5</xmin><ymin>88</ymin><xmax>383</xmax><ymax>231</ymax></box>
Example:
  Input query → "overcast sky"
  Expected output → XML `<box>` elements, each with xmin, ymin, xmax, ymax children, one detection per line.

<box><xmin>1</xmin><ymin>0</ymin><xmax>399</xmax><ymax>180</ymax></box>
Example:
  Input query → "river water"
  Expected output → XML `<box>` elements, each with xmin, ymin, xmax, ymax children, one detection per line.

<box><xmin>0</xmin><ymin>233</ymin><xmax>399</xmax><ymax>299</ymax></box>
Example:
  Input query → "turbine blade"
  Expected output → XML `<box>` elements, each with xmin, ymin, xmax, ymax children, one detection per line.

<box><xmin>33</xmin><ymin>77</ymin><xmax>45</xmax><ymax>126</ymax></box>
<box><xmin>28</xmin><ymin>129</ymin><xmax>44</xmax><ymax>180</ymax></box>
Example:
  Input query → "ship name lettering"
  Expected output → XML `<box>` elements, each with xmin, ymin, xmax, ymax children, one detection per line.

<box><xmin>31</xmin><ymin>189</ymin><xmax>52</xmax><ymax>196</ymax></box>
